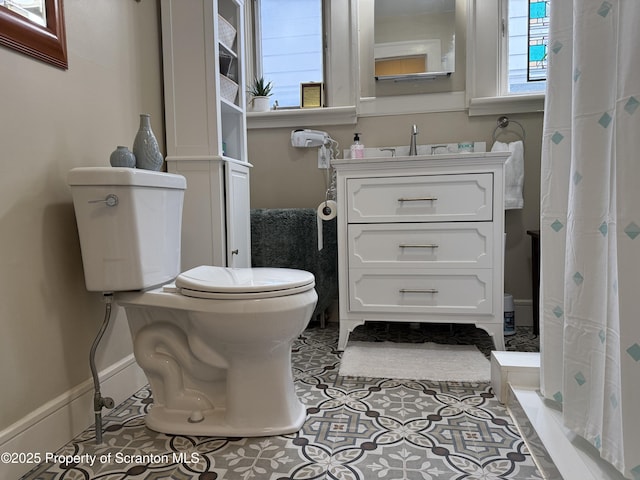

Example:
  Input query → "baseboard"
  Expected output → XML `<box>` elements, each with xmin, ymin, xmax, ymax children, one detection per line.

<box><xmin>0</xmin><ymin>355</ymin><xmax>147</xmax><ymax>479</ymax></box>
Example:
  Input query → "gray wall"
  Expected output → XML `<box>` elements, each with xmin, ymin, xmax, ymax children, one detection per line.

<box><xmin>0</xmin><ymin>0</ymin><xmax>163</xmax><ymax>432</ymax></box>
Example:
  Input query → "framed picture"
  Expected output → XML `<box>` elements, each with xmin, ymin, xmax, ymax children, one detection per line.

<box><xmin>300</xmin><ymin>82</ymin><xmax>323</xmax><ymax>108</ymax></box>
<box><xmin>0</xmin><ymin>0</ymin><xmax>67</xmax><ymax>69</ymax></box>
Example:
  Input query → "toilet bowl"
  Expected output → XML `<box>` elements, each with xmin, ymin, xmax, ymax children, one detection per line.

<box><xmin>68</xmin><ymin>167</ymin><xmax>317</xmax><ymax>436</ymax></box>
<box><xmin>119</xmin><ymin>266</ymin><xmax>316</xmax><ymax>436</ymax></box>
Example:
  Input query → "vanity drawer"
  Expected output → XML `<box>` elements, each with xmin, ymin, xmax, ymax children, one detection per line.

<box><xmin>349</xmin><ymin>269</ymin><xmax>492</xmax><ymax>314</ymax></box>
<box><xmin>347</xmin><ymin>173</ymin><xmax>493</xmax><ymax>223</ymax></box>
<box><xmin>348</xmin><ymin>222</ymin><xmax>493</xmax><ymax>269</ymax></box>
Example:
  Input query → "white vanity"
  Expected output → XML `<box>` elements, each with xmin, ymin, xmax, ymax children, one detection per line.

<box><xmin>332</xmin><ymin>152</ymin><xmax>510</xmax><ymax>351</ymax></box>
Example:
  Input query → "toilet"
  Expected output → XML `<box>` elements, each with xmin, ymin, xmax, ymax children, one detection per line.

<box><xmin>68</xmin><ymin>167</ymin><xmax>317</xmax><ymax>437</ymax></box>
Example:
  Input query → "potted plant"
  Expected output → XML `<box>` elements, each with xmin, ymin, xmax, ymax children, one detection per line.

<box><xmin>248</xmin><ymin>77</ymin><xmax>273</xmax><ymax>112</ymax></box>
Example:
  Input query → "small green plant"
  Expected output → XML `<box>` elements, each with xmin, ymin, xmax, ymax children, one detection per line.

<box><xmin>248</xmin><ymin>77</ymin><xmax>273</xmax><ymax>97</ymax></box>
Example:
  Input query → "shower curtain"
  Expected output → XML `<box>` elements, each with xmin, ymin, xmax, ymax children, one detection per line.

<box><xmin>540</xmin><ymin>1</ymin><xmax>640</xmax><ymax>478</ymax></box>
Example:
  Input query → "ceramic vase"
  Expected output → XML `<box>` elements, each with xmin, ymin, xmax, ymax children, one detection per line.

<box><xmin>109</xmin><ymin>146</ymin><xmax>136</xmax><ymax>168</ymax></box>
<box><xmin>133</xmin><ymin>114</ymin><xmax>163</xmax><ymax>171</ymax></box>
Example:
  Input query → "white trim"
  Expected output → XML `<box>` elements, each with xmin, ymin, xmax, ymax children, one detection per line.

<box><xmin>164</xmin><ymin>154</ymin><xmax>253</xmax><ymax>168</ymax></box>
<box><xmin>247</xmin><ymin>105</ymin><xmax>357</xmax><ymax>129</ymax></box>
<box><xmin>0</xmin><ymin>356</ymin><xmax>146</xmax><ymax>479</ymax></box>
<box><xmin>468</xmin><ymin>94</ymin><xmax>545</xmax><ymax>117</ymax></box>
<box><xmin>466</xmin><ymin>0</ymin><xmax>546</xmax><ymax>117</ymax></box>
<box><xmin>246</xmin><ymin>90</ymin><xmax>468</xmax><ymax>128</ymax></box>
<box><xmin>466</xmin><ymin>0</ymin><xmax>501</xmax><ymax>102</ymax></box>
<box><xmin>247</xmin><ymin>88</ymin><xmax>542</xmax><ymax>125</ymax></box>
<box><xmin>359</xmin><ymin>91</ymin><xmax>467</xmax><ymax>116</ymax></box>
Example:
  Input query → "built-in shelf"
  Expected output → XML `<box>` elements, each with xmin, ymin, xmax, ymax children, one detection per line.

<box><xmin>161</xmin><ymin>0</ymin><xmax>250</xmax><ymax>269</ymax></box>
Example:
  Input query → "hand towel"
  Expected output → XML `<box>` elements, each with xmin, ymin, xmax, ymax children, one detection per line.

<box><xmin>491</xmin><ymin>140</ymin><xmax>524</xmax><ymax>209</ymax></box>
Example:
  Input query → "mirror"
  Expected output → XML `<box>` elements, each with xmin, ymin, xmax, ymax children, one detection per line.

<box><xmin>0</xmin><ymin>0</ymin><xmax>67</xmax><ymax>69</ymax></box>
<box><xmin>0</xmin><ymin>0</ymin><xmax>47</xmax><ymax>26</ymax></box>
<box><xmin>374</xmin><ymin>0</ymin><xmax>455</xmax><ymax>79</ymax></box>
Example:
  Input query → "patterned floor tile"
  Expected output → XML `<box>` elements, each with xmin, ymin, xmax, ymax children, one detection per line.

<box><xmin>21</xmin><ymin>323</ymin><xmax>541</xmax><ymax>480</ymax></box>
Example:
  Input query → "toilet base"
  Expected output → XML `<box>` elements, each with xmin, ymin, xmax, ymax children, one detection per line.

<box><xmin>144</xmin><ymin>401</ymin><xmax>307</xmax><ymax>437</ymax></box>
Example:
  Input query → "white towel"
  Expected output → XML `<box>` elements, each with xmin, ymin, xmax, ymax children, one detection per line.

<box><xmin>491</xmin><ymin>140</ymin><xmax>524</xmax><ymax>210</ymax></box>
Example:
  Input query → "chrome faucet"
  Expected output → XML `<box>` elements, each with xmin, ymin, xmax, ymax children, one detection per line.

<box><xmin>409</xmin><ymin>124</ymin><xmax>418</xmax><ymax>156</ymax></box>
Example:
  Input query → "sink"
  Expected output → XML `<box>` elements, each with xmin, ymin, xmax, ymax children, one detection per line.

<box><xmin>343</xmin><ymin>142</ymin><xmax>487</xmax><ymax>159</ymax></box>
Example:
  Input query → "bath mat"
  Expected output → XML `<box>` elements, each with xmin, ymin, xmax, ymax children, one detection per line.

<box><xmin>339</xmin><ymin>341</ymin><xmax>490</xmax><ymax>382</ymax></box>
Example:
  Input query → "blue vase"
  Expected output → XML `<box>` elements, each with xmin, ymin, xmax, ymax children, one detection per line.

<box><xmin>109</xmin><ymin>146</ymin><xmax>136</xmax><ymax>168</ymax></box>
<box><xmin>133</xmin><ymin>114</ymin><xmax>163</xmax><ymax>171</ymax></box>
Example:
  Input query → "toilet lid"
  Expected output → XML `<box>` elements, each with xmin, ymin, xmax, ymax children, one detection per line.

<box><xmin>175</xmin><ymin>266</ymin><xmax>315</xmax><ymax>300</ymax></box>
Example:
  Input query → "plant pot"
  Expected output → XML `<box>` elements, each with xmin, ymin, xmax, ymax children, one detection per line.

<box><xmin>251</xmin><ymin>96</ymin><xmax>270</xmax><ymax>112</ymax></box>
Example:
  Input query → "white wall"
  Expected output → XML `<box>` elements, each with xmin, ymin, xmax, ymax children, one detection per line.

<box><xmin>0</xmin><ymin>0</ymin><xmax>162</xmax><ymax>457</ymax></box>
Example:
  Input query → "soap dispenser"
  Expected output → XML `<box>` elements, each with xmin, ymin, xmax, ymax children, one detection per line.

<box><xmin>350</xmin><ymin>133</ymin><xmax>364</xmax><ymax>159</ymax></box>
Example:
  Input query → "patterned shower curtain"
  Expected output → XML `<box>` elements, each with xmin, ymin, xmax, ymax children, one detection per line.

<box><xmin>540</xmin><ymin>1</ymin><xmax>640</xmax><ymax>478</ymax></box>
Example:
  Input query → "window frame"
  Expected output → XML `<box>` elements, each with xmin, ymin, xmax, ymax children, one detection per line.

<box><xmin>245</xmin><ymin>0</ymin><xmax>357</xmax><ymax>129</ymax></box>
<box><xmin>466</xmin><ymin>0</ymin><xmax>544</xmax><ymax>116</ymax></box>
<box><xmin>252</xmin><ymin>0</ymin><xmax>324</xmax><ymax>109</ymax></box>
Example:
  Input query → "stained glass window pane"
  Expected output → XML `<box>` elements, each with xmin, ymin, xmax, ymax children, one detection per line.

<box><xmin>527</xmin><ymin>0</ymin><xmax>549</xmax><ymax>82</ymax></box>
<box><xmin>507</xmin><ymin>0</ymin><xmax>549</xmax><ymax>93</ymax></box>
<box><xmin>529</xmin><ymin>1</ymin><xmax>547</xmax><ymax>19</ymax></box>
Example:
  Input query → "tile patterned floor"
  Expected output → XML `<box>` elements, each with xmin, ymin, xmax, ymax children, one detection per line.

<box><xmin>22</xmin><ymin>322</ymin><xmax>541</xmax><ymax>480</ymax></box>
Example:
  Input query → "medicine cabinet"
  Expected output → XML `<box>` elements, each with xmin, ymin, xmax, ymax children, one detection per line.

<box><xmin>374</xmin><ymin>0</ymin><xmax>455</xmax><ymax>80</ymax></box>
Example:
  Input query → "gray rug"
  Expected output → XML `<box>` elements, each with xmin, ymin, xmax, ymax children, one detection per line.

<box><xmin>339</xmin><ymin>341</ymin><xmax>491</xmax><ymax>382</ymax></box>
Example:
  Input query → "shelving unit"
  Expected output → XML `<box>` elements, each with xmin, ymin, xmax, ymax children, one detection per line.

<box><xmin>161</xmin><ymin>0</ymin><xmax>251</xmax><ymax>270</ymax></box>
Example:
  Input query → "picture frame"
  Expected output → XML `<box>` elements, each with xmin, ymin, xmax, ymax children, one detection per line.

<box><xmin>300</xmin><ymin>82</ymin><xmax>323</xmax><ymax>108</ymax></box>
<box><xmin>0</xmin><ymin>0</ymin><xmax>68</xmax><ymax>69</ymax></box>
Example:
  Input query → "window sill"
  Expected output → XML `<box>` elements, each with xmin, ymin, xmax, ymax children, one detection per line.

<box><xmin>247</xmin><ymin>105</ymin><xmax>357</xmax><ymax>129</ymax></box>
<box><xmin>468</xmin><ymin>93</ymin><xmax>545</xmax><ymax>117</ymax></box>
<box><xmin>359</xmin><ymin>91</ymin><xmax>467</xmax><ymax>117</ymax></box>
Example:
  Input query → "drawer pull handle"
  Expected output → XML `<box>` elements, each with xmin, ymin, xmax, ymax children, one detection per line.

<box><xmin>398</xmin><ymin>196</ymin><xmax>438</xmax><ymax>202</ymax></box>
<box><xmin>399</xmin><ymin>244</ymin><xmax>439</xmax><ymax>249</ymax></box>
<box><xmin>399</xmin><ymin>289</ymin><xmax>439</xmax><ymax>294</ymax></box>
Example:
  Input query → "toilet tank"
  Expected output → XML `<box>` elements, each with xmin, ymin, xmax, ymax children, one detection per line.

<box><xmin>68</xmin><ymin>167</ymin><xmax>187</xmax><ymax>292</ymax></box>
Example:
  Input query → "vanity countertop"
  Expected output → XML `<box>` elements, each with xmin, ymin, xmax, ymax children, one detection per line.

<box><xmin>332</xmin><ymin>151</ymin><xmax>509</xmax><ymax>169</ymax></box>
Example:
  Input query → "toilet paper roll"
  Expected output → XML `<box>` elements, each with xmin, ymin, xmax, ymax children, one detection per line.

<box><xmin>317</xmin><ymin>200</ymin><xmax>337</xmax><ymax>221</ymax></box>
<box><xmin>316</xmin><ymin>200</ymin><xmax>337</xmax><ymax>251</ymax></box>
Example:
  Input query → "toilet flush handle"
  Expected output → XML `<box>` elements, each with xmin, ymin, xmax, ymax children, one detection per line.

<box><xmin>88</xmin><ymin>194</ymin><xmax>119</xmax><ymax>207</ymax></box>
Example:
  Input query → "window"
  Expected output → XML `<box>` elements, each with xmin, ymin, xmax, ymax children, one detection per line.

<box><xmin>255</xmin><ymin>0</ymin><xmax>323</xmax><ymax>108</ymax></box>
<box><xmin>506</xmin><ymin>0</ymin><xmax>549</xmax><ymax>94</ymax></box>
<box><xmin>246</xmin><ymin>0</ymin><xmax>357</xmax><ymax>128</ymax></box>
<box><xmin>467</xmin><ymin>0</ymin><xmax>547</xmax><ymax>115</ymax></box>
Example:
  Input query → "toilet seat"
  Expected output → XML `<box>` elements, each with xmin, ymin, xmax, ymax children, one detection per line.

<box><xmin>175</xmin><ymin>266</ymin><xmax>316</xmax><ymax>300</ymax></box>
